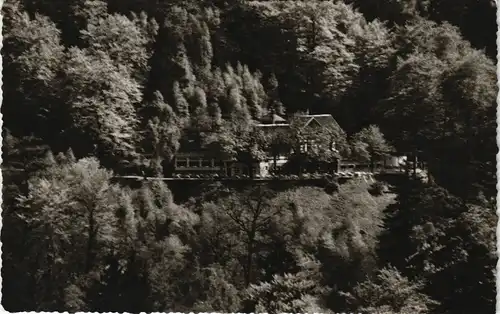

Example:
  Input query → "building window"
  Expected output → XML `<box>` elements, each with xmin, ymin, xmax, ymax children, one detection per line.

<box><xmin>176</xmin><ymin>159</ymin><xmax>187</xmax><ymax>167</ymax></box>
<box><xmin>187</xmin><ymin>158</ymin><xmax>198</xmax><ymax>168</ymax></box>
<box><xmin>201</xmin><ymin>159</ymin><xmax>211</xmax><ymax>167</ymax></box>
<box><xmin>253</xmin><ymin>167</ymin><xmax>259</xmax><ymax>176</ymax></box>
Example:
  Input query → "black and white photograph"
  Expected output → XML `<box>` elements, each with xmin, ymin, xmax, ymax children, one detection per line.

<box><xmin>1</xmin><ymin>0</ymin><xmax>497</xmax><ymax>312</ymax></box>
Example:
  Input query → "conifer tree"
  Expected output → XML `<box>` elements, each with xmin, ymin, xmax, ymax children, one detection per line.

<box><xmin>174</xmin><ymin>44</ymin><xmax>197</xmax><ymax>85</ymax></box>
<box><xmin>143</xmin><ymin>91</ymin><xmax>181</xmax><ymax>175</ymax></box>
<box><xmin>206</xmin><ymin>67</ymin><xmax>226</xmax><ymax>104</ymax></box>
<box><xmin>228</xmin><ymin>85</ymin><xmax>250</xmax><ymax>123</ymax></box>
<box><xmin>194</xmin><ymin>21</ymin><xmax>214</xmax><ymax>79</ymax></box>
<box><xmin>190</xmin><ymin>86</ymin><xmax>211</xmax><ymax>130</ymax></box>
<box><xmin>241</xmin><ymin>65</ymin><xmax>264</xmax><ymax>119</ymax></box>
<box><xmin>208</xmin><ymin>102</ymin><xmax>223</xmax><ymax>129</ymax></box>
<box><xmin>267</xmin><ymin>73</ymin><xmax>285</xmax><ymax>116</ymax></box>
<box><xmin>172</xmin><ymin>81</ymin><xmax>191</xmax><ymax>125</ymax></box>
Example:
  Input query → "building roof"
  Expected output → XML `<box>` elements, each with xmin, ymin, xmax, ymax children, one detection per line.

<box><xmin>177</xmin><ymin>138</ymin><xmax>202</xmax><ymax>153</ymax></box>
<box><xmin>293</xmin><ymin>114</ymin><xmax>341</xmax><ymax>130</ymax></box>
<box><xmin>175</xmin><ymin>114</ymin><xmax>342</xmax><ymax>155</ymax></box>
<box><xmin>255</xmin><ymin>113</ymin><xmax>290</xmax><ymax>134</ymax></box>
<box><xmin>255</xmin><ymin>123</ymin><xmax>290</xmax><ymax>128</ymax></box>
<box><xmin>260</xmin><ymin>113</ymin><xmax>288</xmax><ymax>124</ymax></box>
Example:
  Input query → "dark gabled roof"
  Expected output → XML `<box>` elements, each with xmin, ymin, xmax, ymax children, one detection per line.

<box><xmin>312</xmin><ymin>115</ymin><xmax>339</xmax><ymax>128</ymax></box>
<box><xmin>294</xmin><ymin>114</ymin><xmax>341</xmax><ymax>130</ymax></box>
<box><xmin>177</xmin><ymin>130</ymin><xmax>207</xmax><ymax>153</ymax></box>
<box><xmin>255</xmin><ymin>113</ymin><xmax>290</xmax><ymax>134</ymax></box>
<box><xmin>177</xmin><ymin>138</ymin><xmax>202</xmax><ymax>153</ymax></box>
<box><xmin>260</xmin><ymin>113</ymin><xmax>287</xmax><ymax>124</ymax></box>
<box><xmin>293</xmin><ymin>116</ymin><xmax>311</xmax><ymax>128</ymax></box>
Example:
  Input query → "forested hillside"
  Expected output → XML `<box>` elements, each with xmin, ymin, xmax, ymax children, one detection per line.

<box><xmin>2</xmin><ymin>0</ymin><xmax>497</xmax><ymax>312</ymax></box>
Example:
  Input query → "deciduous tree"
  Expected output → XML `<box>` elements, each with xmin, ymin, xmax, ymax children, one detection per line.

<box><xmin>351</xmin><ymin>125</ymin><xmax>393</xmax><ymax>172</ymax></box>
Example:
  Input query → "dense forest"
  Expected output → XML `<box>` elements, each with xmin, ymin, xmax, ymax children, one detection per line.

<box><xmin>1</xmin><ymin>0</ymin><xmax>497</xmax><ymax>313</ymax></box>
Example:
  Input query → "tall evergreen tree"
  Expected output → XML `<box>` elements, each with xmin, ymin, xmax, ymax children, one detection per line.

<box><xmin>142</xmin><ymin>91</ymin><xmax>181</xmax><ymax>175</ymax></box>
<box><xmin>172</xmin><ymin>81</ymin><xmax>191</xmax><ymax>125</ymax></box>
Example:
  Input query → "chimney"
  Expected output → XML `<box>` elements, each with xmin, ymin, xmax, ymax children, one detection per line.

<box><xmin>305</xmin><ymin>108</ymin><xmax>310</xmax><ymax>115</ymax></box>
